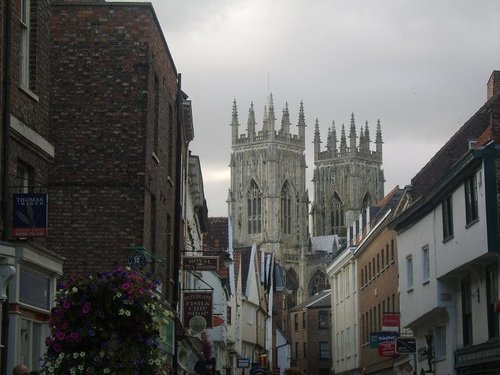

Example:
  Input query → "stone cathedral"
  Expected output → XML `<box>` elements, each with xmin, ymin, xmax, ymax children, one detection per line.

<box><xmin>228</xmin><ymin>95</ymin><xmax>384</xmax><ymax>305</ymax></box>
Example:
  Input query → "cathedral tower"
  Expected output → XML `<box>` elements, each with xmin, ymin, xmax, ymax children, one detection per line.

<box><xmin>228</xmin><ymin>95</ymin><xmax>310</xmax><ymax>301</ymax></box>
<box><xmin>311</xmin><ymin>114</ymin><xmax>385</xmax><ymax>236</ymax></box>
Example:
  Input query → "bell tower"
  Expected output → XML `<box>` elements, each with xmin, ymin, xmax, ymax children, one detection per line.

<box><xmin>311</xmin><ymin>114</ymin><xmax>385</xmax><ymax>236</ymax></box>
<box><xmin>228</xmin><ymin>95</ymin><xmax>310</xmax><ymax>300</ymax></box>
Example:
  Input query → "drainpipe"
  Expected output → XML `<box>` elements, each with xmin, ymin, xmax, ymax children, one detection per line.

<box><xmin>172</xmin><ymin>73</ymin><xmax>182</xmax><ymax>374</ymax></box>
<box><xmin>1</xmin><ymin>2</ymin><xmax>13</xmax><ymax>374</ymax></box>
<box><xmin>2</xmin><ymin>0</ymin><xmax>13</xmax><ymax>242</ymax></box>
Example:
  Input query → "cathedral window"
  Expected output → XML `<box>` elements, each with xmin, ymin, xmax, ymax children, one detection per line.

<box><xmin>330</xmin><ymin>193</ymin><xmax>344</xmax><ymax>235</ymax></box>
<box><xmin>281</xmin><ymin>182</ymin><xmax>292</xmax><ymax>234</ymax></box>
<box><xmin>247</xmin><ymin>180</ymin><xmax>262</xmax><ymax>234</ymax></box>
<box><xmin>308</xmin><ymin>270</ymin><xmax>329</xmax><ymax>296</ymax></box>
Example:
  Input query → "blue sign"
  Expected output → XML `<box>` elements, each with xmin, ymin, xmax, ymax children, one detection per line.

<box><xmin>12</xmin><ymin>193</ymin><xmax>48</xmax><ymax>237</ymax></box>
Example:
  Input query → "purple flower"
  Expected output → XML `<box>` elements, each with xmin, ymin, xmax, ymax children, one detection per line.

<box><xmin>82</xmin><ymin>302</ymin><xmax>91</xmax><ymax>315</ymax></box>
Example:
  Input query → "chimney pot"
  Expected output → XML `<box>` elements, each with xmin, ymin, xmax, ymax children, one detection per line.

<box><xmin>487</xmin><ymin>71</ymin><xmax>500</xmax><ymax>100</ymax></box>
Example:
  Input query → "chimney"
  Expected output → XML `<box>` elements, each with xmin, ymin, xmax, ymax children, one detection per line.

<box><xmin>487</xmin><ymin>71</ymin><xmax>500</xmax><ymax>100</ymax></box>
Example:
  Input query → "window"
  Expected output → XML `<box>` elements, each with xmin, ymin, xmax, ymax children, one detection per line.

<box><xmin>294</xmin><ymin>313</ymin><xmax>298</xmax><ymax>331</ymax></box>
<box><xmin>150</xmin><ymin>194</ymin><xmax>157</xmax><ymax>271</ymax></box>
<box><xmin>302</xmin><ymin>311</ymin><xmax>306</xmax><ymax>329</ymax></box>
<box><xmin>406</xmin><ymin>255</ymin><xmax>413</xmax><ymax>290</ymax></box>
<box><xmin>330</xmin><ymin>193</ymin><xmax>344</xmax><ymax>235</ymax></box>
<box><xmin>391</xmin><ymin>240</ymin><xmax>395</xmax><ymax>262</ymax></box>
<box><xmin>346</xmin><ymin>327</ymin><xmax>351</xmax><ymax>357</ymax></box>
<box><xmin>19</xmin><ymin>318</ymin><xmax>45</xmax><ymax>370</ymax></box>
<box><xmin>247</xmin><ymin>305</ymin><xmax>255</xmax><ymax>325</ymax></box>
<box><xmin>486</xmin><ymin>264</ymin><xmax>499</xmax><ymax>339</ymax></box>
<box><xmin>16</xmin><ymin>162</ymin><xmax>34</xmax><ymax>193</ymax></box>
<box><xmin>295</xmin><ymin>342</ymin><xmax>299</xmax><ymax>360</ymax></box>
<box><xmin>247</xmin><ymin>180</ymin><xmax>262</xmax><ymax>234</ymax></box>
<box><xmin>20</xmin><ymin>0</ymin><xmax>37</xmax><ymax>92</ymax></box>
<box><xmin>19</xmin><ymin>266</ymin><xmax>50</xmax><ymax>310</ymax></box>
<box><xmin>422</xmin><ymin>246</ymin><xmax>430</xmax><ymax>283</ymax></box>
<box><xmin>281</xmin><ymin>182</ymin><xmax>292</xmax><ymax>234</ymax></box>
<box><xmin>319</xmin><ymin>342</ymin><xmax>330</xmax><ymax>359</ymax></box>
<box><xmin>153</xmin><ymin>74</ymin><xmax>159</xmax><ymax>156</ymax></box>
<box><xmin>461</xmin><ymin>277</ymin><xmax>473</xmax><ymax>346</ymax></box>
<box><xmin>303</xmin><ymin>343</ymin><xmax>307</xmax><ymax>358</ymax></box>
<box><xmin>434</xmin><ymin>325</ymin><xmax>446</xmax><ymax>360</ymax></box>
<box><xmin>318</xmin><ymin>310</ymin><xmax>330</xmax><ymax>330</ymax></box>
<box><xmin>465</xmin><ymin>174</ymin><xmax>479</xmax><ymax>225</ymax></box>
<box><xmin>167</xmin><ymin>104</ymin><xmax>174</xmax><ymax>176</ymax></box>
<box><xmin>442</xmin><ymin>196</ymin><xmax>454</xmax><ymax>240</ymax></box>
<box><xmin>227</xmin><ymin>306</ymin><xmax>232</xmax><ymax>325</ymax></box>
<box><xmin>381</xmin><ymin>249</ymin><xmax>385</xmax><ymax>268</ymax></box>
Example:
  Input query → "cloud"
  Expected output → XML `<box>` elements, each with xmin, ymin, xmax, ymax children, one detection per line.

<box><xmin>130</xmin><ymin>0</ymin><xmax>500</xmax><ymax>216</ymax></box>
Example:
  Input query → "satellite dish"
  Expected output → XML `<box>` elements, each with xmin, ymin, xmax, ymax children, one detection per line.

<box><xmin>189</xmin><ymin>316</ymin><xmax>207</xmax><ymax>333</ymax></box>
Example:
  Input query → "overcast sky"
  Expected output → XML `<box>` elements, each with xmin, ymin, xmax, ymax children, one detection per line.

<box><xmin>141</xmin><ymin>0</ymin><xmax>499</xmax><ymax>217</ymax></box>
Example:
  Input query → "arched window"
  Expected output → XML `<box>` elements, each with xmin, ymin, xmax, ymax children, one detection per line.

<box><xmin>247</xmin><ymin>180</ymin><xmax>262</xmax><ymax>234</ymax></box>
<box><xmin>281</xmin><ymin>182</ymin><xmax>292</xmax><ymax>235</ymax></box>
<box><xmin>309</xmin><ymin>270</ymin><xmax>330</xmax><ymax>296</ymax></box>
<box><xmin>330</xmin><ymin>193</ymin><xmax>344</xmax><ymax>235</ymax></box>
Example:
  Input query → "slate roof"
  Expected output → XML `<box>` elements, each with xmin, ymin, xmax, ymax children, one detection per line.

<box><xmin>411</xmin><ymin>92</ymin><xmax>500</xmax><ymax>199</ymax></box>
<box><xmin>290</xmin><ymin>289</ymin><xmax>331</xmax><ymax>311</ymax></box>
<box><xmin>311</xmin><ymin>235</ymin><xmax>340</xmax><ymax>253</ymax></box>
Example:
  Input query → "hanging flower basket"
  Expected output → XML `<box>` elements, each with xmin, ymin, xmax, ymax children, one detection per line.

<box><xmin>41</xmin><ymin>267</ymin><xmax>173</xmax><ymax>375</ymax></box>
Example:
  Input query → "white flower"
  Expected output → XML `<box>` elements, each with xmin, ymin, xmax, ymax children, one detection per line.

<box><xmin>72</xmin><ymin>287</ymin><xmax>78</xmax><ymax>293</ymax></box>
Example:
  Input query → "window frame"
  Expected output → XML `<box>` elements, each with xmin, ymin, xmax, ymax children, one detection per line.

<box><xmin>464</xmin><ymin>173</ymin><xmax>479</xmax><ymax>226</ymax></box>
<box><xmin>319</xmin><ymin>341</ymin><xmax>330</xmax><ymax>360</ymax></box>
<box><xmin>406</xmin><ymin>255</ymin><xmax>414</xmax><ymax>291</ymax></box>
<box><xmin>442</xmin><ymin>195</ymin><xmax>454</xmax><ymax>241</ymax></box>
<box><xmin>422</xmin><ymin>245</ymin><xmax>430</xmax><ymax>283</ymax></box>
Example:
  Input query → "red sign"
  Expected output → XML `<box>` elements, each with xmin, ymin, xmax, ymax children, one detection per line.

<box><xmin>183</xmin><ymin>291</ymin><xmax>213</xmax><ymax>328</ymax></box>
<box><xmin>382</xmin><ymin>313</ymin><xmax>400</xmax><ymax>332</ymax></box>
<box><xmin>378</xmin><ymin>339</ymin><xmax>396</xmax><ymax>357</ymax></box>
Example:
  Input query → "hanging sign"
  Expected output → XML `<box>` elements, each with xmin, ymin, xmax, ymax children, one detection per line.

<box><xmin>183</xmin><ymin>291</ymin><xmax>213</xmax><ymax>328</ymax></box>
<box><xmin>12</xmin><ymin>193</ymin><xmax>48</xmax><ymax>237</ymax></box>
<box><xmin>181</xmin><ymin>256</ymin><xmax>219</xmax><ymax>271</ymax></box>
<box><xmin>382</xmin><ymin>313</ymin><xmax>400</xmax><ymax>332</ymax></box>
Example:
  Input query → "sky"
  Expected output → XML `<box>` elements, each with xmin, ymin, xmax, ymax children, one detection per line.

<box><xmin>128</xmin><ymin>0</ymin><xmax>499</xmax><ymax>217</ymax></box>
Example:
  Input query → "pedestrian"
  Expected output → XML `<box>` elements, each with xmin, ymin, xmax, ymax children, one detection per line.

<box><xmin>12</xmin><ymin>364</ymin><xmax>29</xmax><ymax>375</ymax></box>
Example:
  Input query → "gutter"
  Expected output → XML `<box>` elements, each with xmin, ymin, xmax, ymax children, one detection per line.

<box><xmin>2</xmin><ymin>0</ymin><xmax>13</xmax><ymax>242</ymax></box>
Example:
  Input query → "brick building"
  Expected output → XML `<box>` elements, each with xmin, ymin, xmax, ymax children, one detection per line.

<box><xmin>47</xmin><ymin>0</ymin><xmax>192</xmax><ymax>368</ymax></box>
<box><xmin>356</xmin><ymin>187</ymin><xmax>407</xmax><ymax>374</ymax></box>
<box><xmin>1</xmin><ymin>0</ymin><xmax>64</xmax><ymax>371</ymax></box>
<box><xmin>289</xmin><ymin>289</ymin><xmax>332</xmax><ymax>375</ymax></box>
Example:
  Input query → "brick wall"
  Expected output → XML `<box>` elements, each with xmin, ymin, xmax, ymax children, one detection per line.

<box><xmin>3</xmin><ymin>0</ymin><xmax>53</xmax><ymax>243</ymax></box>
<box><xmin>358</xmin><ymin>227</ymin><xmax>400</xmax><ymax>373</ymax></box>
<box><xmin>48</xmin><ymin>2</ymin><xmax>179</xmax><ymax>303</ymax></box>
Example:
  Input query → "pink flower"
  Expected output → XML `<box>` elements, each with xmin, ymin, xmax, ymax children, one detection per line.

<box><xmin>56</xmin><ymin>331</ymin><xmax>65</xmax><ymax>341</ymax></box>
<box><xmin>121</xmin><ymin>282</ymin><xmax>132</xmax><ymax>290</ymax></box>
<box><xmin>63</xmin><ymin>300</ymin><xmax>71</xmax><ymax>309</ymax></box>
<box><xmin>82</xmin><ymin>302</ymin><xmax>91</xmax><ymax>314</ymax></box>
<box><xmin>53</xmin><ymin>343</ymin><xmax>62</xmax><ymax>353</ymax></box>
<box><xmin>71</xmin><ymin>331</ymin><xmax>81</xmax><ymax>342</ymax></box>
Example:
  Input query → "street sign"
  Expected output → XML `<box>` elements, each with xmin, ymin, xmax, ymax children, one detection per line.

<box><xmin>237</xmin><ymin>358</ymin><xmax>250</xmax><ymax>368</ymax></box>
<box><xmin>395</xmin><ymin>337</ymin><xmax>417</xmax><ymax>354</ymax></box>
